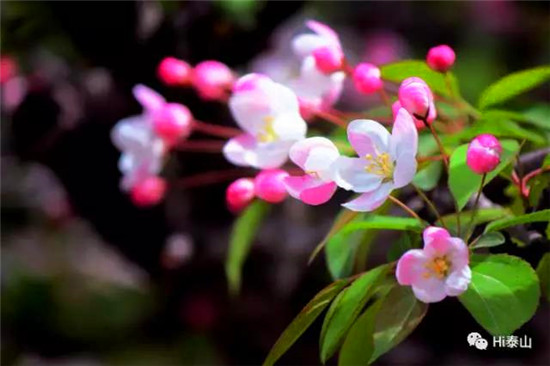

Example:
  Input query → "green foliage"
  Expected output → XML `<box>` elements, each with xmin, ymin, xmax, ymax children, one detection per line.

<box><xmin>225</xmin><ymin>201</ymin><xmax>270</xmax><ymax>295</ymax></box>
<box><xmin>380</xmin><ymin>60</ymin><xmax>459</xmax><ymax>97</ymax></box>
<box><xmin>309</xmin><ymin>209</ymin><xmax>359</xmax><ymax>264</ymax></box>
<box><xmin>471</xmin><ymin>232</ymin><xmax>506</xmax><ymax>250</ymax></box>
<box><xmin>413</xmin><ymin>161</ymin><xmax>443</xmax><ymax>191</ymax></box>
<box><xmin>536</xmin><ymin>253</ymin><xmax>550</xmax><ymax>302</ymax></box>
<box><xmin>448</xmin><ymin>140</ymin><xmax>520</xmax><ymax>210</ymax></box>
<box><xmin>338</xmin><ymin>215</ymin><xmax>425</xmax><ymax>234</ymax></box>
<box><xmin>320</xmin><ymin>265</ymin><xmax>389</xmax><ymax>362</ymax></box>
<box><xmin>459</xmin><ymin>117</ymin><xmax>546</xmax><ymax>146</ymax></box>
<box><xmin>459</xmin><ymin>254</ymin><xmax>540</xmax><ymax>335</ymax></box>
<box><xmin>484</xmin><ymin>209</ymin><xmax>550</xmax><ymax>233</ymax></box>
<box><xmin>521</xmin><ymin>104</ymin><xmax>550</xmax><ymax>131</ymax></box>
<box><xmin>263</xmin><ymin>279</ymin><xmax>348</xmax><ymax>366</ymax></box>
<box><xmin>437</xmin><ymin>208</ymin><xmax>511</xmax><ymax>234</ymax></box>
<box><xmin>325</xmin><ymin>213</ymin><xmax>367</xmax><ymax>279</ymax></box>
<box><xmin>478</xmin><ymin>66</ymin><xmax>550</xmax><ymax>110</ymax></box>
<box><xmin>387</xmin><ymin>232</ymin><xmax>417</xmax><ymax>262</ymax></box>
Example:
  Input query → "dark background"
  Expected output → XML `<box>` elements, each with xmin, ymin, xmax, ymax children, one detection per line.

<box><xmin>1</xmin><ymin>1</ymin><xmax>549</xmax><ymax>365</ymax></box>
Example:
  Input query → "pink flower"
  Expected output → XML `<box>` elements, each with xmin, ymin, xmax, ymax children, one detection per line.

<box><xmin>292</xmin><ymin>20</ymin><xmax>344</xmax><ymax>74</ymax></box>
<box><xmin>223</xmin><ymin>74</ymin><xmax>307</xmax><ymax>169</ymax></box>
<box><xmin>157</xmin><ymin>57</ymin><xmax>192</xmax><ymax>86</ymax></box>
<box><xmin>392</xmin><ymin>101</ymin><xmax>426</xmax><ymax>129</ymax></box>
<box><xmin>254</xmin><ymin>169</ymin><xmax>289</xmax><ymax>203</ymax></box>
<box><xmin>353</xmin><ymin>63</ymin><xmax>383</xmax><ymax>95</ymax></box>
<box><xmin>284</xmin><ymin>137</ymin><xmax>340</xmax><ymax>205</ymax></box>
<box><xmin>192</xmin><ymin>60</ymin><xmax>234</xmax><ymax>101</ymax></box>
<box><xmin>426</xmin><ymin>45</ymin><xmax>456</xmax><ymax>73</ymax></box>
<box><xmin>398</xmin><ymin>77</ymin><xmax>436</xmax><ymax>123</ymax></box>
<box><xmin>396</xmin><ymin>227</ymin><xmax>471</xmax><ymax>303</ymax></box>
<box><xmin>130</xmin><ymin>176</ymin><xmax>167</xmax><ymax>207</ymax></box>
<box><xmin>226</xmin><ymin>178</ymin><xmax>255</xmax><ymax>212</ymax></box>
<box><xmin>467</xmin><ymin>134</ymin><xmax>502</xmax><ymax>174</ymax></box>
<box><xmin>333</xmin><ymin>108</ymin><xmax>418</xmax><ymax>212</ymax></box>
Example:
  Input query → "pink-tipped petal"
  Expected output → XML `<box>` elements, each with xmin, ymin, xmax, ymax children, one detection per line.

<box><xmin>448</xmin><ymin>237</ymin><xmax>470</xmax><ymax>270</ymax></box>
<box><xmin>444</xmin><ymin>265</ymin><xmax>471</xmax><ymax>296</ymax></box>
<box><xmin>396</xmin><ymin>249</ymin><xmax>428</xmax><ymax>285</ymax></box>
<box><xmin>133</xmin><ymin>84</ymin><xmax>166</xmax><ymax>112</ymax></box>
<box><xmin>423</xmin><ymin>226</ymin><xmax>453</xmax><ymax>256</ymax></box>
<box><xmin>284</xmin><ymin>175</ymin><xmax>318</xmax><ymax>199</ymax></box>
<box><xmin>412</xmin><ymin>277</ymin><xmax>447</xmax><ymax>303</ymax></box>
<box><xmin>306</xmin><ymin>20</ymin><xmax>340</xmax><ymax>45</ymax></box>
<box><xmin>292</xmin><ymin>34</ymin><xmax>329</xmax><ymax>59</ymax></box>
<box><xmin>223</xmin><ymin>134</ymin><xmax>291</xmax><ymax>169</ymax></box>
<box><xmin>347</xmin><ymin>119</ymin><xmax>391</xmax><ymax>157</ymax></box>
<box><xmin>341</xmin><ymin>182</ymin><xmax>393</xmax><ymax>212</ymax></box>
<box><xmin>300</xmin><ymin>181</ymin><xmax>337</xmax><ymax>205</ymax></box>
<box><xmin>223</xmin><ymin>134</ymin><xmax>258</xmax><ymax>167</ymax></box>
<box><xmin>333</xmin><ymin>156</ymin><xmax>383</xmax><ymax>192</ymax></box>
<box><xmin>392</xmin><ymin>108</ymin><xmax>418</xmax><ymax>188</ymax></box>
<box><xmin>289</xmin><ymin>137</ymin><xmax>338</xmax><ymax>170</ymax></box>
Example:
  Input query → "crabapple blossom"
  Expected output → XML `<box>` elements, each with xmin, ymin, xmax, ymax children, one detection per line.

<box><xmin>467</xmin><ymin>134</ymin><xmax>502</xmax><ymax>174</ymax></box>
<box><xmin>223</xmin><ymin>74</ymin><xmax>307</xmax><ymax>169</ymax></box>
<box><xmin>254</xmin><ymin>169</ymin><xmax>289</xmax><ymax>203</ymax></box>
<box><xmin>292</xmin><ymin>20</ymin><xmax>344</xmax><ymax>74</ymax></box>
<box><xmin>333</xmin><ymin>108</ymin><xmax>418</xmax><ymax>212</ymax></box>
<box><xmin>398</xmin><ymin>77</ymin><xmax>437</xmax><ymax>123</ymax></box>
<box><xmin>353</xmin><ymin>63</ymin><xmax>383</xmax><ymax>94</ymax></box>
<box><xmin>192</xmin><ymin>60</ymin><xmax>234</xmax><ymax>101</ymax></box>
<box><xmin>226</xmin><ymin>178</ymin><xmax>256</xmax><ymax>212</ymax></box>
<box><xmin>426</xmin><ymin>45</ymin><xmax>456</xmax><ymax>73</ymax></box>
<box><xmin>284</xmin><ymin>137</ymin><xmax>339</xmax><ymax>205</ymax></box>
<box><xmin>130</xmin><ymin>176</ymin><xmax>167</xmax><ymax>207</ymax></box>
<box><xmin>396</xmin><ymin>226</ymin><xmax>471</xmax><ymax>303</ymax></box>
<box><xmin>151</xmin><ymin>103</ymin><xmax>193</xmax><ymax>145</ymax></box>
<box><xmin>157</xmin><ymin>57</ymin><xmax>192</xmax><ymax>86</ymax></box>
<box><xmin>392</xmin><ymin>101</ymin><xmax>425</xmax><ymax>129</ymax></box>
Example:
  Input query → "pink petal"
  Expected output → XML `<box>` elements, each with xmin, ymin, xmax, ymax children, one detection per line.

<box><xmin>306</xmin><ymin>20</ymin><xmax>340</xmax><ymax>45</ymax></box>
<box><xmin>300</xmin><ymin>181</ymin><xmax>337</xmax><ymax>205</ymax></box>
<box><xmin>283</xmin><ymin>175</ymin><xmax>318</xmax><ymax>199</ymax></box>
<box><xmin>412</xmin><ymin>277</ymin><xmax>447</xmax><ymax>303</ymax></box>
<box><xmin>133</xmin><ymin>84</ymin><xmax>165</xmax><ymax>112</ymax></box>
<box><xmin>422</xmin><ymin>226</ymin><xmax>452</xmax><ymax>255</ymax></box>
<box><xmin>292</xmin><ymin>34</ymin><xmax>329</xmax><ymax>59</ymax></box>
<box><xmin>347</xmin><ymin>119</ymin><xmax>391</xmax><ymax>157</ymax></box>
<box><xmin>448</xmin><ymin>237</ymin><xmax>469</xmax><ymax>270</ymax></box>
<box><xmin>341</xmin><ymin>182</ymin><xmax>393</xmax><ymax>212</ymax></box>
<box><xmin>393</xmin><ymin>152</ymin><xmax>417</xmax><ymax>189</ymax></box>
<box><xmin>444</xmin><ymin>265</ymin><xmax>471</xmax><ymax>296</ymax></box>
<box><xmin>396</xmin><ymin>249</ymin><xmax>428</xmax><ymax>285</ymax></box>
<box><xmin>391</xmin><ymin>108</ymin><xmax>418</xmax><ymax>160</ymax></box>
<box><xmin>222</xmin><ymin>134</ymin><xmax>257</xmax><ymax>167</ymax></box>
<box><xmin>332</xmin><ymin>156</ymin><xmax>382</xmax><ymax>192</ymax></box>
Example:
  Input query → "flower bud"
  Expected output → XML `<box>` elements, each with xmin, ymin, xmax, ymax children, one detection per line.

<box><xmin>467</xmin><ymin>134</ymin><xmax>502</xmax><ymax>174</ymax></box>
<box><xmin>392</xmin><ymin>100</ymin><xmax>427</xmax><ymax>129</ymax></box>
<box><xmin>157</xmin><ymin>57</ymin><xmax>192</xmax><ymax>86</ymax></box>
<box><xmin>353</xmin><ymin>63</ymin><xmax>383</xmax><ymax>94</ymax></box>
<box><xmin>426</xmin><ymin>45</ymin><xmax>456</xmax><ymax>73</ymax></box>
<box><xmin>312</xmin><ymin>46</ymin><xmax>343</xmax><ymax>74</ymax></box>
<box><xmin>192</xmin><ymin>61</ymin><xmax>234</xmax><ymax>101</ymax></box>
<box><xmin>226</xmin><ymin>178</ymin><xmax>255</xmax><ymax>213</ymax></box>
<box><xmin>152</xmin><ymin>103</ymin><xmax>193</xmax><ymax>144</ymax></box>
<box><xmin>398</xmin><ymin>77</ymin><xmax>435</xmax><ymax>120</ymax></box>
<box><xmin>130</xmin><ymin>176</ymin><xmax>167</xmax><ymax>207</ymax></box>
<box><xmin>254</xmin><ymin>169</ymin><xmax>289</xmax><ymax>203</ymax></box>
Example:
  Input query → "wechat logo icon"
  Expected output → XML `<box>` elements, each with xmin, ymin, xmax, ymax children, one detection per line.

<box><xmin>467</xmin><ymin>332</ymin><xmax>488</xmax><ymax>350</ymax></box>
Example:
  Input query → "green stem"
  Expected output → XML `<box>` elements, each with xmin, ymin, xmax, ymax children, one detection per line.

<box><xmin>412</xmin><ymin>184</ymin><xmax>448</xmax><ymax>230</ymax></box>
<box><xmin>465</xmin><ymin>173</ymin><xmax>486</xmax><ymax>241</ymax></box>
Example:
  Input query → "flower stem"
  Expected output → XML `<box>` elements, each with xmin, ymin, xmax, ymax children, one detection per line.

<box><xmin>314</xmin><ymin>109</ymin><xmax>348</xmax><ymax>128</ymax></box>
<box><xmin>192</xmin><ymin>120</ymin><xmax>240</xmax><ymax>138</ymax></box>
<box><xmin>426</xmin><ymin>121</ymin><xmax>449</xmax><ymax>170</ymax></box>
<box><xmin>388</xmin><ymin>195</ymin><xmax>423</xmax><ymax>224</ymax></box>
<box><xmin>174</xmin><ymin>139</ymin><xmax>225</xmax><ymax>153</ymax></box>
<box><xmin>465</xmin><ymin>173</ymin><xmax>486</xmax><ymax>241</ymax></box>
<box><xmin>412</xmin><ymin>184</ymin><xmax>448</xmax><ymax>230</ymax></box>
<box><xmin>378</xmin><ymin>89</ymin><xmax>392</xmax><ymax>108</ymax></box>
<box><xmin>173</xmin><ymin>168</ymin><xmax>252</xmax><ymax>189</ymax></box>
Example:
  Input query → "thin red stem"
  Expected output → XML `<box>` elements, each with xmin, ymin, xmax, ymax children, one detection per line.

<box><xmin>192</xmin><ymin>120</ymin><xmax>240</xmax><ymax>138</ymax></box>
<box><xmin>314</xmin><ymin>109</ymin><xmax>348</xmax><ymax>128</ymax></box>
<box><xmin>172</xmin><ymin>169</ymin><xmax>253</xmax><ymax>189</ymax></box>
<box><xmin>174</xmin><ymin>139</ymin><xmax>225</xmax><ymax>153</ymax></box>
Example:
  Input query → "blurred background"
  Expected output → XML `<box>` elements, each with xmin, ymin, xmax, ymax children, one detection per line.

<box><xmin>1</xmin><ymin>1</ymin><xmax>549</xmax><ymax>365</ymax></box>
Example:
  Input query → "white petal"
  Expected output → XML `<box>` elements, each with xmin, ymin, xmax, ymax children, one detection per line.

<box><xmin>445</xmin><ymin>266</ymin><xmax>472</xmax><ymax>297</ymax></box>
<box><xmin>292</xmin><ymin>34</ymin><xmax>329</xmax><ymax>58</ymax></box>
<box><xmin>393</xmin><ymin>152</ymin><xmax>417</xmax><ymax>188</ymax></box>
<box><xmin>132</xmin><ymin>84</ymin><xmax>165</xmax><ymax>112</ymax></box>
<box><xmin>341</xmin><ymin>182</ymin><xmax>393</xmax><ymax>212</ymax></box>
<box><xmin>111</xmin><ymin>115</ymin><xmax>154</xmax><ymax>152</ymax></box>
<box><xmin>412</xmin><ymin>277</ymin><xmax>447</xmax><ymax>303</ymax></box>
<box><xmin>223</xmin><ymin>134</ymin><xmax>290</xmax><ymax>169</ymax></box>
<box><xmin>272</xmin><ymin>113</ymin><xmax>307</xmax><ymax>141</ymax></box>
<box><xmin>304</xmin><ymin>145</ymin><xmax>340</xmax><ymax>181</ymax></box>
<box><xmin>391</xmin><ymin>108</ymin><xmax>418</xmax><ymax>161</ymax></box>
<box><xmin>229</xmin><ymin>92</ymin><xmax>272</xmax><ymax>135</ymax></box>
<box><xmin>347</xmin><ymin>119</ymin><xmax>391</xmax><ymax>157</ymax></box>
<box><xmin>332</xmin><ymin>156</ymin><xmax>382</xmax><ymax>192</ymax></box>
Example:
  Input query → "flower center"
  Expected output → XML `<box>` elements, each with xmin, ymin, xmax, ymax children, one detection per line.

<box><xmin>305</xmin><ymin>170</ymin><xmax>321</xmax><ymax>179</ymax></box>
<box><xmin>424</xmin><ymin>256</ymin><xmax>450</xmax><ymax>279</ymax></box>
<box><xmin>257</xmin><ymin>116</ymin><xmax>278</xmax><ymax>143</ymax></box>
<box><xmin>364</xmin><ymin>153</ymin><xmax>394</xmax><ymax>179</ymax></box>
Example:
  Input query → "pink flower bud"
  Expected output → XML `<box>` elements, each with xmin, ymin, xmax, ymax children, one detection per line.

<box><xmin>226</xmin><ymin>178</ymin><xmax>255</xmax><ymax>213</ymax></box>
<box><xmin>353</xmin><ymin>63</ymin><xmax>383</xmax><ymax>94</ymax></box>
<box><xmin>254</xmin><ymin>169</ymin><xmax>289</xmax><ymax>203</ymax></box>
<box><xmin>130</xmin><ymin>176</ymin><xmax>167</xmax><ymax>207</ymax></box>
<box><xmin>152</xmin><ymin>103</ymin><xmax>193</xmax><ymax>145</ymax></box>
<box><xmin>467</xmin><ymin>134</ymin><xmax>502</xmax><ymax>174</ymax></box>
<box><xmin>157</xmin><ymin>57</ymin><xmax>192</xmax><ymax>86</ymax></box>
<box><xmin>312</xmin><ymin>46</ymin><xmax>343</xmax><ymax>74</ymax></box>
<box><xmin>392</xmin><ymin>100</ymin><xmax>426</xmax><ymax>129</ymax></box>
<box><xmin>398</xmin><ymin>77</ymin><xmax>435</xmax><ymax>120</ymax></box>
<box><xmin>426</xmin><ymin>45</ymin><xmax>456</xmax><ymax>73</ymax></box>
<box><xmin>192</xmin><ymin>61</ymin><xmax>234</xmax><ymax>101</ymax></box>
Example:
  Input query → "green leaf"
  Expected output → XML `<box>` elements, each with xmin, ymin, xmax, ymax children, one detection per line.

<box><xmin>320</xmin><ymin>265</ymin><xmax>389</xmax><ymax>362</ymax></box>
<box><xmin>521</xmin><ymin>104</ymin><xmax>550</xmax><ymax>131</ymax></box>
<box><xmin>459</xmin><ymin>254</ymin><xmax>540</xmax><ymax>335</ymax></box>
<box><xmin>225</xmin><ymin>200</ymin><xmax>270</xmax><ymax>295</ymax></box>
<box><xmin>413</xmin><ymin>161</ymin><xmax>443</xmax><ymax>191</ymax></box>
<box><xmin>380</xmin><ymin>60</ymin><xmax>459</xmax><ymax>97</ymax></box>
<box><xmin>263</xmin><ymin>280</ymin><xmax>348</xmax><ymax>366</ymax></box>
<box><xmin>478</xmin><ymin>66</ymin><xmax>550</xmax><ymax>110</ymax></box>
<box><xmin>326</xmin><ymin>213</ymin><xmax>367</xmax><ymax>280</ymax></box>
<box><xmin>484</xmin><ymin>209</ymin><xmax>550</xmax><ymax>233</ymax></box>
<box><xmin>370</xmin><ymin>286</ymin><xmax>428</xmax><ymax>362</ymax></box>
<box><xmin>536</xmin><ymin>253</ymin><xmax>550</xmax><ymax>302</ymax></box>
<box><xmin>449</xmin><ymin>140</ymin><xmax>520</xmax><ymax>210</ymax></box>
<box><xmin>471</xmin><ymin>232</ymin><xmax>506</xmax><ymax>250</ymax></box>
<box><xmin>528</xmin><ymin>174</ymin><xmax>550</xmax><ymax>207</ymax></box>
<box><xmin>437</xmin><ymin>208</ymin><xmax>512</xmax><ymax>233</ymax></box>
<box><xmin>340</xmin><ymin>215</ymin><xmax>425</xmax><ymax>234</ymax></box>
<box><xmin>387</xmin><ymin>232</ymin><xmax>416</xmax><ymax>262</ymax></box>
<box><xmin>458</xmin><ymin>118</ymin><xmax>546</xmax><ymax>146</ymax></box>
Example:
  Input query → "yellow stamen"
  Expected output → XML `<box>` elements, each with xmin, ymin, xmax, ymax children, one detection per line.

<box><xmin>364</xmin><ymin>152</ymin><xmax>394</xmax><ymax>179</ymax></box>
<box><xmin>257</xmin><ymin>116</ymin><xmax>278</xmax><ymax>143</ymax></box>
<box><xmin>424</xmin><ymin>256</ymin><xmax>450</xmax><ymax>279</ymax></box>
